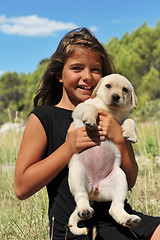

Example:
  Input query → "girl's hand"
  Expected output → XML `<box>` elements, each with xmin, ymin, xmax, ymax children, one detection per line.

<box><xmin>98</xmin><ymin>109</ymin><xmax>125</xmax><ymax>145</ymax></box>
<box><xmin>66</xmin><ymin>122</ymin><xmax>107</xmax><ymax>154</ymax></box>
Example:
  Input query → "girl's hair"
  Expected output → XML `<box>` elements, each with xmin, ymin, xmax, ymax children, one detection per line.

<box><xmin>34</xmin><ymin>27</ymin><xmax>115</xmax><ymax>107</ymax></box>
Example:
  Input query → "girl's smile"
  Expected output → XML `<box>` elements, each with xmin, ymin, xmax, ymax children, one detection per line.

<box><xmin>57</xmin><ymin>48</ymin><xmax>102</xmax><ymax>109</ymax></box>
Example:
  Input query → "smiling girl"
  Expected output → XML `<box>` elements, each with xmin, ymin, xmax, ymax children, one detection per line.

<box><xmin>15</xmin><ymin>27</ymin><xmax>160</xmax><ymax>239</ymax></box>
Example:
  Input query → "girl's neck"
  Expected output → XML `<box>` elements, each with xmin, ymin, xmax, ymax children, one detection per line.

<box><xmin>55</xmin><ymin>100</ymin><xmax>76</xmax><ymax>111</ymax></box>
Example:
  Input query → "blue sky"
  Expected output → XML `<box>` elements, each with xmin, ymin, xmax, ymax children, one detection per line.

<box><xmin>0</xmin><ymin>0</ymin><xmax>160</xmax><ymax>75</ymax></box>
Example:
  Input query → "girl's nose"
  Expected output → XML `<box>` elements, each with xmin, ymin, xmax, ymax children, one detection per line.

<box><xmin>81</xmin><ymin>69</ymin><xmax>92</xmax><ymax>82</ymax></box>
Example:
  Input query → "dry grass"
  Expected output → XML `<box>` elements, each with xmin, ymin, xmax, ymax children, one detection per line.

<box><xmin>128</xmin><ymin>121</ymin><xmax>160</xmax><ymax>216</ymax></box>
<box><xmin>0</xmin><ymin>167</ymin><xmax>49</xmax><ymax>239</ymax></box>
<box><xmin>0</xmin><ymin>129</ymin><xmax>49</xmax><ymax>239</ymax></box>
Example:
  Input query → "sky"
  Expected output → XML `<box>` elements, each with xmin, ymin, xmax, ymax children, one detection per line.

<box><xmin>0</xmin><ymin>0</ymin><xmax>160</xmax><ymax>75</ymax></box>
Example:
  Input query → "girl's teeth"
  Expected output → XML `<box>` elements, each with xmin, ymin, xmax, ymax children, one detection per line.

<box><xmin>80</xmin><ymin>86</ymin><xmax>92</xmax><ymax>90</ymax></box>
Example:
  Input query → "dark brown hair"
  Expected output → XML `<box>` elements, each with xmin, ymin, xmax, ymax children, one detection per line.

<box><xmin>34</xmin><ymin>27</ymin><xmax>115</xmax><ymax>107</ymax></box>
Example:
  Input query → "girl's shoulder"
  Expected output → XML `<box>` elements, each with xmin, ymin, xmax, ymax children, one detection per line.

<box><xmin>31</xmin><ymin>105</ymin><xmax>72</xmax><ymax>116</ymax></box>
<box><xmin>30</xmin><ymin>105</ymin><xmax>73</xmax><ymax>150</ymax></box>
<box><xmin>31</xmin><ymin>105</ymin><xmax>55</xmax><ymax>115</ymax></box>
<box><xmin>30</xmin><ymin>105</ymin><xmax>73</xmax><ymax>128</ymax></box>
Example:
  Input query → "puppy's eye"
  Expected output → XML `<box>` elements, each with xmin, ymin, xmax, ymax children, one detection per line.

<box><xmin>106</xmin><ymin>84</ymin><xmax>111</xmax><ymax>89</ymax></box>
<box><xmin>123</xmin><ymin>87</ymin><xmax>128</xmax><ymax>93</ymax></box>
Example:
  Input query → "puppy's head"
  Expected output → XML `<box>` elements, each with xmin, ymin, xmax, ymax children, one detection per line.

<box><xmin>91</xmin><ymin>74</ymin><xmax>137</xmax><ymax>110</ymax></box>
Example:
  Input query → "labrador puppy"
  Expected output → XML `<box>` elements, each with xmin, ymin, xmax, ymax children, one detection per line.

<box><xmin>68</xmin><ymin>74</ymin><xmax>141</xmax><ymax>236</ymax></box>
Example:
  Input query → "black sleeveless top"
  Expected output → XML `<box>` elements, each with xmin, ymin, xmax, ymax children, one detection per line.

<box><xmin>31</xmin><ymin>105</ymin><xmax>78</xmax><ymax>238</ymax></box>
<box><xmin>31</xmin><ymin>105</ymin><xmax>160</xmax><ymax>240</ymax></box>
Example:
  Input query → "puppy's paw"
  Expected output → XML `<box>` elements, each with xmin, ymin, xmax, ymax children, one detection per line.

<box><xmin>124</xmin><ymin>215</ymin><xmax>141</xmax><ymax>228</ymax></box>
<box><xmin>73</xmin><ymin>103</ymin><xmax>98</xmax><ymax>129</ymax></box>
<box><xmin>123</xmin><ymin>130</ymin><xmax>137</xmax><ymax>143</ymax></box>
<box><xmin>78</xmin><ymin>207</ymin><xmax>94</xmax><ymax>220</ymax></box>
<box><xmin>115</xmin><ymin>214</ymin><xmax>141</xmax><ymax>228</ymax></box>
<box><xmin>82</xmin><ymin>114</ymin><xmax>97</xmax><ymax>129</ymax></box>
<box><xmin>122</xmin><ymin>119</ymin><xmax>137</xmax><ymax>143</ymax></box>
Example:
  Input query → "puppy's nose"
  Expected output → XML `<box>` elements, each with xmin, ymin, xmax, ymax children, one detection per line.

<box><xmin>112</xmin><ymin>94</ymin><xmax>120</xmax><ymax>102</ymax></box>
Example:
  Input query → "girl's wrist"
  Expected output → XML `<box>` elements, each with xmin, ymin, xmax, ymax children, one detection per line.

<box><xmin>115</xmin><ymin>137</ymin><xmax>130</xmax><ymax>156</ymax></box>
<box><xmin>63</xmin><ymin>139</ymin><xmax>75</xmax><ymax>159</ymax></box>
<box><xmin>111</xmin><ymin>132</ymin><xmax>126</xmax><ymax>148</ymax></box>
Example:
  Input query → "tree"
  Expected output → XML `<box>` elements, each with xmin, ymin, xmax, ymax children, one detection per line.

<box><xmin>24</xmin><ymin>59</ymin><xmax>48</xmax><ymax>113</ymax></box>
<box><xmin>0</xmin><ymin>72</ymin><xmax>27</xmax><ymax>122</ymax></box>
<box><xmin>0</xmin><ymin>72</ymin><xmax>26</xmax><ymax>110</ymax></box>
<box><xmin>105</xmin><ymin>21</ymin><xmax>160</xmax><ymax>101</ymax></box>
<box><xmin>138</xmin><ymin>67</ymin><xmax>160</xmax><ymax>100</ymax></box>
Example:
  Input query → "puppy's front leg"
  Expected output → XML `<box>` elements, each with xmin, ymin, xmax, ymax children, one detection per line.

<box><xmin>122</xmin><ymin>119</ymin><xmax>137</xmax><ymax>143</ymax></box>
<box><xmin>73</xmin><ymin>103</ymin><xmax>98</xmax><ymax>129</ymax></box>
<box><xmin>69</xmin><ymin>154</ymin><xmax>94</xmax><ymax>219</ymax></box>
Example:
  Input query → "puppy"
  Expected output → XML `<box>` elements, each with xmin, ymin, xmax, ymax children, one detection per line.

<box><xmin>68</xmin><ymin>74</ymin><xmax>141</xmax><ymax>236</ymax></box>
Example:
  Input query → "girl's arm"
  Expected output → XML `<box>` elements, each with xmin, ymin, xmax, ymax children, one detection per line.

<box><xmin>15</xmin><ymin>113</ymin><xmax>106</xmax><ymax>200</ymax></box>
<box><xmin>98</xmin><ymin>109</ymin><xmax>138</xmax><ymax>189</ymax></box>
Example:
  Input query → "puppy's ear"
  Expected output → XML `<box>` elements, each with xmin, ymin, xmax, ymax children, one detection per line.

<box><xmin>91</xmin><ymin>79</ymin><xmax>103</xmax><ymax>99</ymax></box>
<box><xmin>131</xmin><ymin>87</ymin><xmax>137</xmax><ymax>109</ymax></box>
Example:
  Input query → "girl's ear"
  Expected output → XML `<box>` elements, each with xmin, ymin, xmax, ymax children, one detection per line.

<box><xmin>131</xmin><ymin>87</ymin><xmax>137</xmax><ymax>109</ymax></box>
<box><xmin>56</xmin><ymin>74</ymin><xmax>63</xmax><ymax>83</ymax></box>
<box><xmin>91</xmin><ymin>79</ymin><xmax>103</xmax><ymax>98</ymax></box>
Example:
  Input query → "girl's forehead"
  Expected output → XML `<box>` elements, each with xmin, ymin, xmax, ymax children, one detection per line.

<box><xmin>71</xmin><ymin>46</ymin><xmax>99</xmax><ymax>55</ymax></box>
<box><xmin>67</xmin><ymin>47</ymin><xmax>102</xmax><ymax>63</ymax></box>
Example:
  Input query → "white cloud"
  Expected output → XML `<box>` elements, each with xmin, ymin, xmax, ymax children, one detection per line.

<box><xmin>89</xmin><ymin>26</ymin><xmax>98</xmax><ymax>32</ymax></box>
<box><xmin>111</xmin><ymin>17</ymin><xmax>130</xmax><ymax>24</ymax></box>
<box><xmin>0</xmin><ymin>14</ymin><xmax>77</xmax><ymax>37</ymax></box>
<box><xmin>112</xmin><ymin>19</ymin><xmax>121</xmax><ymax>23</ymax></box>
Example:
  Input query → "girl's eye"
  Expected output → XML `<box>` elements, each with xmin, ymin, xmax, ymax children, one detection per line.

<box><xmin>123</xmin><ymin>87</ymin><xmax>128</xmax><ymax>93</ymax></box>
<box><xmin>106</xmin><ymin>84</ymin><xmax>111</xmax><ymax>88</ymax></box>
<box><xmin>92</xmin><ymin>68</ymin><xmax>101</xmax><ymax>73</ymax></box>
<box><xmin>71</xmin><ymin>66</ymin><xmax>82</xmax><ymax>71</ymax></box>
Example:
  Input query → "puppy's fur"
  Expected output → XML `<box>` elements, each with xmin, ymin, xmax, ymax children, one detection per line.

<box><xmin>68</xmin><ymin>74</ymin><xmax>141</xmax><ymax>236</ymax></box>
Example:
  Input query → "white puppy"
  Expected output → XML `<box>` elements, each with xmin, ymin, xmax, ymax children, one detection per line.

<box><xmin>68</xmin><ymin>74</ymin><xmax>141</xmax><ymax>236</ymax></box>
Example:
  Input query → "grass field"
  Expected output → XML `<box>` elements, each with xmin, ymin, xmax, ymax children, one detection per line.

<box><xmin>0</xmin><ymin>121</ymin><xmax>160</xmax><ymax>239</ymax></box>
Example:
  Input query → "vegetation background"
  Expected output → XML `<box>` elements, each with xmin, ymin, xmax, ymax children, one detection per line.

<box><xmin>0</xmin><ymin>22</ymin><xmax>160</xmax><ymax>239</ymax></box>
<box><xmin>0</xmin><ymin>22</ymin><xmax>160</xmax><ymax>123</ymax></box>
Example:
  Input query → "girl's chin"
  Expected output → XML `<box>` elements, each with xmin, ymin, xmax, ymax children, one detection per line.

<box><xmin>77</xmin><ymin>89</ymin><xmax>92</xmax><ymax>100</ymax></box>
<box><xmin>78</xmin><ymin>94</ymin><xmax>91</xmax><ymax>103</ymax></box>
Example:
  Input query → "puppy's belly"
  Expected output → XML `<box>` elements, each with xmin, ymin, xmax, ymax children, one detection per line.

<box><xmin>79</xmin><ymin>141</ymin><xmax>116</xmax><ymax>186</ymax></box>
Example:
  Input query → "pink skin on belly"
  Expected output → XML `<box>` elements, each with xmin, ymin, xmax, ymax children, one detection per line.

<box><xmin>79</xmin><ymin>141</ymin><xmax>116</xmax><ymax>186</ymax></box>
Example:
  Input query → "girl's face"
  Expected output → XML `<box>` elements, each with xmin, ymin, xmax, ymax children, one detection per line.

<box><xmin>58</xmin><ymin>48</ymin><xmax>102</xmax><ymax>109</ymax></box>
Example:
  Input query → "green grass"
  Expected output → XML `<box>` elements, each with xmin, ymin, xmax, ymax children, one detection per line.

<box><xmin>0</xmin><ymin>121</ymin><xmax>160</xmax><ymax>239</ymax></box>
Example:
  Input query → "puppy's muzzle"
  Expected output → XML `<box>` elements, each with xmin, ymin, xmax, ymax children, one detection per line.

<box><xmin>111</xmin><ymin>94</ymin><xmax>120</xmax><ymax>105</ymax></box>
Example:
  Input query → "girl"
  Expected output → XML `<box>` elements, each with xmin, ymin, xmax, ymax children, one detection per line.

<box><xmin>15</xmin><ymin>27</ymin><xmax>160</xmax><ymax>239</ymax></box>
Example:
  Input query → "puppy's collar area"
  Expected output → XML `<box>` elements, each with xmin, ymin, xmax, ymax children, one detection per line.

<box><xmin>83</xmin><ymin>97</ymin><xmax>91</xmax><ymax>103</ymax></box>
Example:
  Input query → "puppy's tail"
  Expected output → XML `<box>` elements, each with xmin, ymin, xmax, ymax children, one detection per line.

<box><xmin>92</xmin><ymin>226</ymin><xmax>97</xmax><ymax>240</ymax></box>
<box><xmin>69</xmin><ymin>209</ymin><xmax>97</xmax><ymax>239</ymax></box>
<box><xmin>69</xmin><ymin>209</ymin><xmax>88</xmax><ymax>236</ymax></box>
